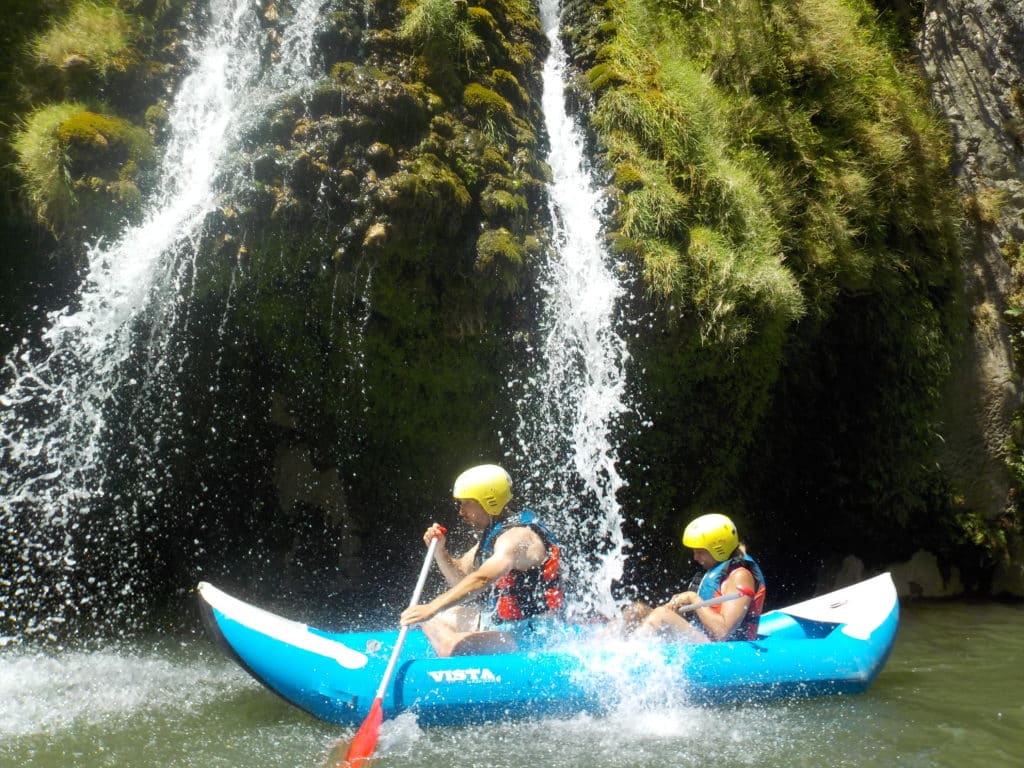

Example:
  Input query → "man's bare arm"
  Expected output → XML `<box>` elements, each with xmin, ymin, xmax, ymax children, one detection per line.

<box><xmin>400</xmin><ymin>528</ymin><xmax>541</xmax><ymax>625</ymax></box>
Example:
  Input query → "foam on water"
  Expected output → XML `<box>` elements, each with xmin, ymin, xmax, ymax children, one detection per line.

<box><xmin>0</xmin><ymin>645</ymin><xmax>249</xmax><ymax>738</ymax></box>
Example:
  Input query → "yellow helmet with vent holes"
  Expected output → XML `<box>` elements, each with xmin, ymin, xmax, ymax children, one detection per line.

<box><xmin>682</xmin><ymin>513</ymin><xmax>739</xmax><ymax>562</ymax></box>
<box><xmin>452</xmin><ymin>464</ymin><xmax>512</xmax><ymax>515</ymax></box>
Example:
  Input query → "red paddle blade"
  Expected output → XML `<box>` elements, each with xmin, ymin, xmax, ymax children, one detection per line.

<box><xmin>339</xmin><ymin>698</ymin><xmax>384</xmax><ymax>768</ymax></box>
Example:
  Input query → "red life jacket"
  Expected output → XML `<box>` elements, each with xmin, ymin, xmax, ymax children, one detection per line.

<box><xmin>475</xmin><ymin>511</ymin><xmax>564</xmax><ymax>623</ymax></box>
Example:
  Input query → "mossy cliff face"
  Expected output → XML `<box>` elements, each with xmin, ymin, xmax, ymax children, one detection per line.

<box><xmin>84</xmin><ymin>0</ymin><xmax>554</xmax><ymax>599</ymax></box>
<box><xmin>2</xmin><ymin>0</ymin><xmax>552</xmax><ymax>603</ymax></box>
<box><xmin>5</xmin><ymin>0</ymin><xmax>1021</xmax><ymax>605</ymax></box>
<box><xmin>560</xmin><ymin>0</ymin><xmax>984</xmax><ymax>591</ymax></box>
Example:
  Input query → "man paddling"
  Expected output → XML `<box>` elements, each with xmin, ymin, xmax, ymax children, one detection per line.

<box><xmin>399</xmin><ymin>464</ymin><xmax>565</xmax><ymax>657</ymax></box>
<box><xmin>634</xmin><ymin>512</ymin><xmax>766</xmax><ymax>642</ymax></box>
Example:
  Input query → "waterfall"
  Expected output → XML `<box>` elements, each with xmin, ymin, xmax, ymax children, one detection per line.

<box><xmin>512</xmin><ymin>0</ymin><xmax>631</xmax><ymax>618</ymax></box>
<box><xmin>0</xmin><ymin>0</ymin><xmax>324</xmax><ymax>641</ymax></box>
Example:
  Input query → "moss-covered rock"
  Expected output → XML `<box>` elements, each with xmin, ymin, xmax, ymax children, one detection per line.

<box><xmin>462</xmin><ymin>82</ymin><xmax>513</xmax><ymax>121</ymax></box>
<box><xmin>13</xmin><ymin>103</ymin><xmax>154</xmax><ymax>236</ymax></box>
<box><xmin>480</xmin><ymin>185</ymin><xmax>528</xmax><ymax>231</ymax></box>
<box><xmin>328</xmin><ymin>65</ymin><xmax>432</xmax><ymax>146</ymax></box>
<box><xmin>380</xmin><ymin>153</ymin><xmax>473</xmax><ymax>239</ymax></box>
<box><xmin>56</xmin><ymin>108</ymin><xmax>153</xmax><ymax>172</ymax></box>
<box><xmin>475</xmin><ymin>226</ymin><xmax>525</xmax><ymax>295</ymax></box>
<box><xmin>489</xmin><ymin>68</ymin><xmax>529</xmax><ymax>110</ymax></box>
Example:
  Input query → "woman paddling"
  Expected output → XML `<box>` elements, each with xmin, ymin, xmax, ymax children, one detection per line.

<box><xmin>634</xmin><ymin>512</ymin><xmax>766</xmax><ymax>642</ymax></box>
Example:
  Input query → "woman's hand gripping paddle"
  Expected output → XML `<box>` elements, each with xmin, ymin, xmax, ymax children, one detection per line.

<box><xmin>337</xmin><ymin>529</ymin><xmax>444</xmax><ymax>768</ymax></box>
<box><xmin>675</xmin><ymin>586</ymin><xmax>754</xmax><ymax>614</ymax></box>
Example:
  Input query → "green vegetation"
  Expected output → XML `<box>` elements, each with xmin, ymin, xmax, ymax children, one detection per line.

<box><xmin>463</xmin><ymin>82</ymin><xmax>513</xmax><ymax>120</ymax></box>
<box><xmin>0</xmin><ymin>0</ymin><xmax>69</xmax><ymax>350</ymax></box>
<box><xmin>12</xmin><ymin>102</ymin><xmax>154</xmax><ymax>234</ymax></box>
<box><xmin>462</xmin><ymin>81</ymin><xmax>516</xmax><ymax>141</ymax></box>
<box><xmin>475</xmin><ymin>226</ymin><xmax>525</xmax><ymax>295</ymax></box>
<box><xmin>1003</xmin><ymin>236</ymin><xmax>1024</xmax><ymax>366</ymax></box>
<box><xmin>3</xmin><ymin>0</ymin><xmax>170</xmax><ymax>255</ymax></box>
<box><xmin>567</xmin><ymin>0</ymin><xmax>963</xmax><ymax>563</ymax></box>
<box><xmin>12</xmin><ymin>102</ymin><xmax>87</xmax><ymax>233</ymax></box>
<box><xmin>31</xmin><ymin>1</ymin><xmax>141</xmax><ymax>78</ymax></box>
<box><xmin>580</xmin><ymin>0</ymin><xmax>957</xmax><ymax>338</ymax></box>
<box><xmin>398</xmin><ymin>0</ymin><xmax>483</xmax><ymax>65</ymax></box>
<box><xmin>1001</xmin><ymin>236</ymin><xmax>1024</xmax><ymax>553</ymax></box>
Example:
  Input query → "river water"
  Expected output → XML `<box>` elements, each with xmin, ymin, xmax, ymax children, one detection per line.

<box><xmin>1</xmin><ymin>599</ymin><xmax>1020</xmax><ymax>768</ymax></box>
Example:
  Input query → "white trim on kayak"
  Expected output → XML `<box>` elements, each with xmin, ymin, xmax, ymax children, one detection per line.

<box><xmin>776</xmin><ymin>572</ymin><xmax>896</xmax><ymax>640</ymax></box>
<box><xmin>198</xmin><ymin>582</ymin><xmax>368</xmax><ymax>669</ymax></box>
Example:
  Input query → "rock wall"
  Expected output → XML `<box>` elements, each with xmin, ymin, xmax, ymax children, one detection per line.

<box><xmin>920</xmin><ymin>0</ymin><xmax>1024</xmax><ymax>595</ymax></box>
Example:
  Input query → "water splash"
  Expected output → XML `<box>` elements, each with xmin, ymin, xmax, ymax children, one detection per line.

<box><xmin>512</xmin><ymin>0</ymin><xmax>632</xmax><ymax>619</ymax></box>
<box><xmin>0</xmin><ymin>0</ymin><xmax>325</xmax><ymax>640</ymax></box>
<box><xmin>0</xmin><ymin>644</ymin><xmax>249</xmax><ymax>738</ymax></box>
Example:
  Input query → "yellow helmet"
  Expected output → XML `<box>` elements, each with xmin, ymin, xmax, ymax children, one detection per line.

<box><xmin>452</xmin><ymin>464</ymin><xmax>512</xmax><ymax>515</ymax></box>
<box><xmin>682</xmin><ymin>513</ymin><xmax>739</xmax><ymax>562</ymax></box>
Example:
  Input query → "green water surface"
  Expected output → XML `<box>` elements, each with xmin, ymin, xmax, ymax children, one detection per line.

<box><xmin>1</xmin><ymin>600</ymin><xmax>1020</xmax><ymax>768</ymax></box>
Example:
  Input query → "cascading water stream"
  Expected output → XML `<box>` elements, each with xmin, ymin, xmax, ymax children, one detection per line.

<box><xmin>0</xmin><ymin>0</ymin><xmax>324</xmax><ymax>640</ymax></box>
<box><xmin>513</xmin><ymin>0</ymin><xmax>632</xmax><ymax>618</ymax></box>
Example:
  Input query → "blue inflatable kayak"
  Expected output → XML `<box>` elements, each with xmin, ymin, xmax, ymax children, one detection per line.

<box><xmin>198</xmin><ymin>572</ymin><xmax>899</xmax><ymax>726</ymax></box>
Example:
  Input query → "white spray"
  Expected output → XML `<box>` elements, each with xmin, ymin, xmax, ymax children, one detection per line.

<box><xmin>0</xmin><ymin>0</ymin><xmax>324</xmax><ymax>639</ymax></box>
<box><xmin>512</xmin><ymin>0</ymin><xmax>631</xmax><ymax>619</ymax></box>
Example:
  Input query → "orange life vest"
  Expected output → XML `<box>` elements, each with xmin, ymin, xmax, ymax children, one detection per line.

<box><xmin>475</xmin><ymin>511</ymin><xmax>564</xmax><ymax>623</ymax></box>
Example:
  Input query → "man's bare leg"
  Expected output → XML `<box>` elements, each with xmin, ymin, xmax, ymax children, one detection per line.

<box><xmin>449</xmin><ymin>631</ymin><xmax>517</xmax><ymax>656</ymax></box>
<box><xmin>422</xmin><ymin>621</ymin><xmax>519</xmax><ymax>656</ymax></box>
<box><xmin>419</xmin><ymin>606</ymin><xmax>519</xmax><ymax>657</ymax></box>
